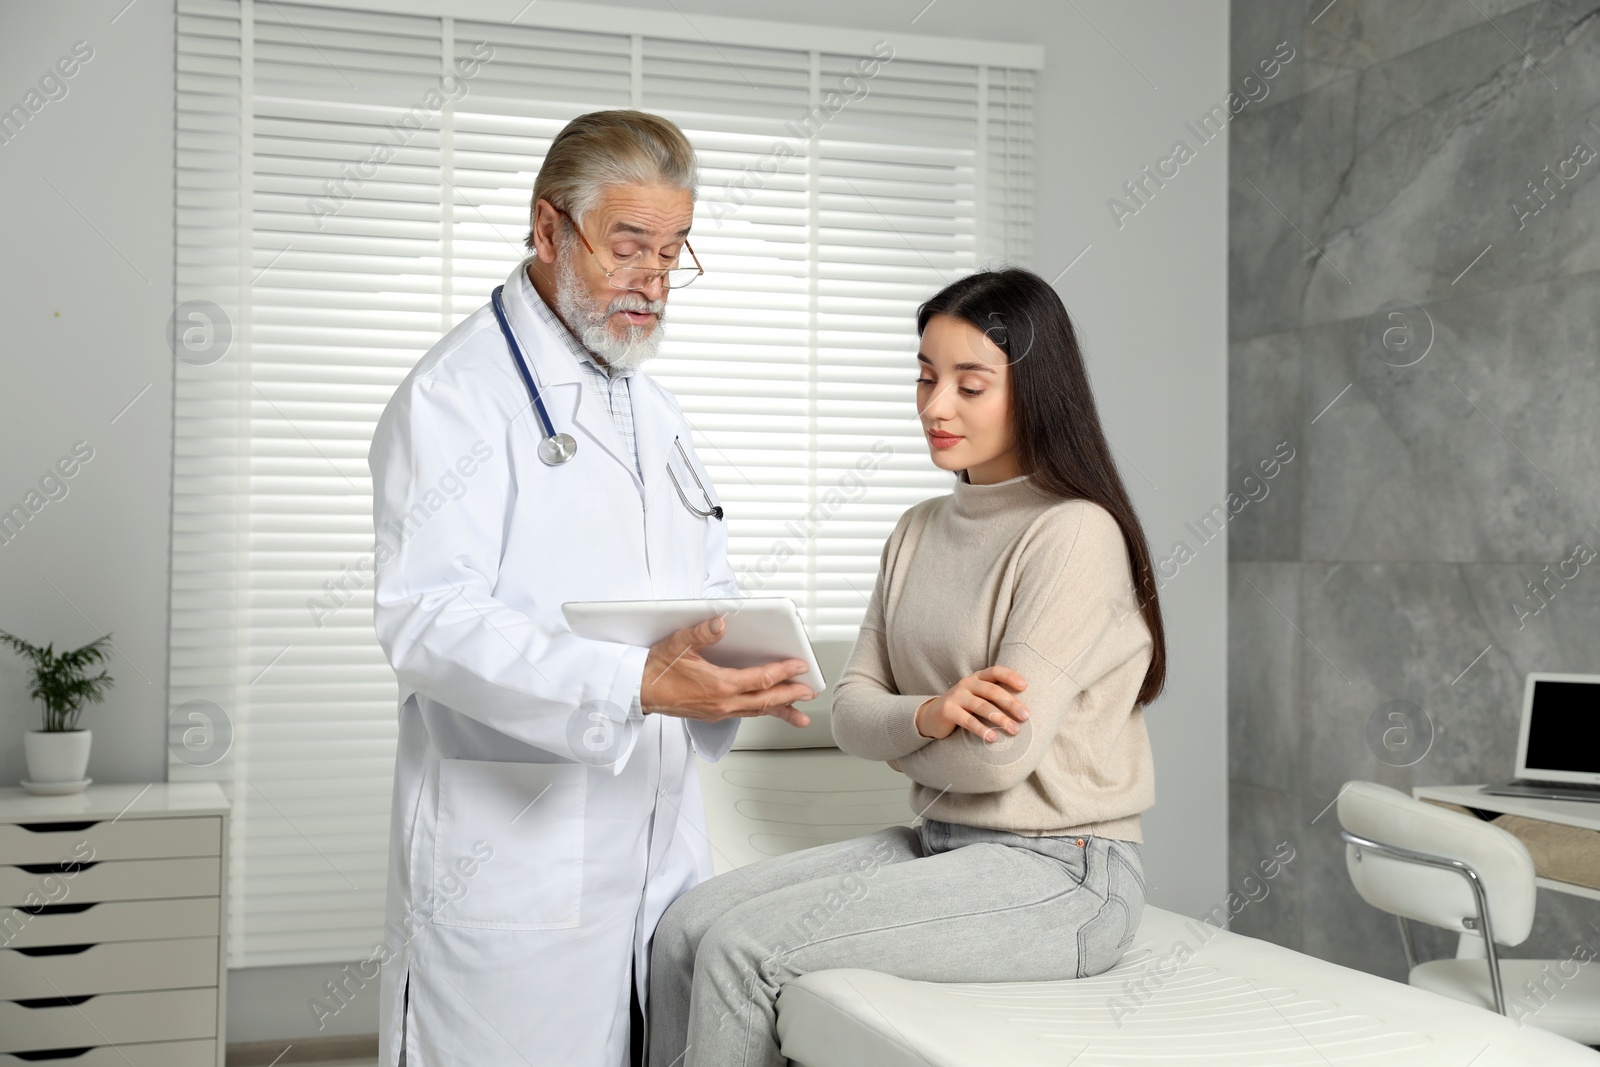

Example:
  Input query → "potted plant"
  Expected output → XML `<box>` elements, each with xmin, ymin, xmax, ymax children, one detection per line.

<box><xmin>1</xmin><ymin>630</ymin><xmax>114</xmax><ymax>793</ymax></box>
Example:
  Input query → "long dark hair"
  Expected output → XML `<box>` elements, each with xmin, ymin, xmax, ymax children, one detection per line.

<box><xmin>916</xmin><ymin>268</ymin><xmax>1167</xmax><ymax>706</ymax></box>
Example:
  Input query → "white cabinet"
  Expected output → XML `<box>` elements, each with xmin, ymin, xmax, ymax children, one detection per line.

<box><xmin>0</xmin><ymin>783</ymin><xmax>229</xmax><ymax>1067</ymax></box>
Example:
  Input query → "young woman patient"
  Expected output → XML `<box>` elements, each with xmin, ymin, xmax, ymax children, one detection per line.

<box><xmin>648</xmin><ymin>268</ymin><xmax>1167</xmax><ymax>1067</ymax></box>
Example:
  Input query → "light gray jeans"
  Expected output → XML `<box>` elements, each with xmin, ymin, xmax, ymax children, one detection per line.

<box><xmin>647</xmin><ymin>819</ymin><xmax>1145</xmax><ymax>1067</ymax></box>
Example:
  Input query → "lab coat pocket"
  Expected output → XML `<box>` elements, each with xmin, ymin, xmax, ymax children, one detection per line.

<box><xmin>432</xmin><ymin>758</ymin><xmax>587</xmax><ymax>930</ymax></box>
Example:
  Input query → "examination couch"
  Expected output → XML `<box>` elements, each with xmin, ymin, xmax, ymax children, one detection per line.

<box><xmin>697</xmin><ymin>642</ymin><xmax>1600</xmax><ymax>1066</ymax></box>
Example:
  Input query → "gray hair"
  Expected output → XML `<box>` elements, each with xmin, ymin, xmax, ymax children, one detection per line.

<box><xmin>526</xmin><ymin>109</ymin><xmax>698</xmax><ymax>247</ymax></box>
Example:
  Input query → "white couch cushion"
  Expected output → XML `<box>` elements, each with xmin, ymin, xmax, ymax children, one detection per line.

<box><xmin>774</xmin><ymin>906</ymin><xmax>1600</xmax><ymax>1066</ymax></box>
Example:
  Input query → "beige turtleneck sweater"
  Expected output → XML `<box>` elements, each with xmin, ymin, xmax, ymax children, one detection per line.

<box><xmin>831</xmin><ymin>473</ymin><xmax>1156</xmax><ymax>841</ymax></box>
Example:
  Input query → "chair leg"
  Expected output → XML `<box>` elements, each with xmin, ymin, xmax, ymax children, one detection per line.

<box><xmin>1480</xmin><ymin>923</ymin><xmax>1508</xmax><ymax>1016</ymax></box>
<box><xmin>1396</xmin><ymin>915</ymin><xmax>1418</xmax><ymax>972</ymax></box>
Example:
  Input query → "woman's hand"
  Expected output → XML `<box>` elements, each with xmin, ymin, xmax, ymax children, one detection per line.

<box><xmin>914</xmin><ymin>666</ymin><xmax>1029</xmax><ymax>742</ymax></box>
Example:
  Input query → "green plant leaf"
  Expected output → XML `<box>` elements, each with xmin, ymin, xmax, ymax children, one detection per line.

<box><xmin>2</xmin><ymin>630</ymin><xmax>117</xmax><ymax>731</ymax></box>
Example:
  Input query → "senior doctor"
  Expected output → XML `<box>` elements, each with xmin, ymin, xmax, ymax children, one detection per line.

<box><xmin>368</xmin><ymin>110</ymin><xmax>815</xmax><ymax>1067</ymax></box>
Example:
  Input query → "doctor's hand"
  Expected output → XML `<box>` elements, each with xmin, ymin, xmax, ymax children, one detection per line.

<box><xmin>914</xmin><ymin>666</ymin><xmax>1030</xmax><ymax>743</ymax></box>
<box><xmin>640</xmin><ymin>616</ymin><xmax>816</xmax><ymax>727</ymax></box>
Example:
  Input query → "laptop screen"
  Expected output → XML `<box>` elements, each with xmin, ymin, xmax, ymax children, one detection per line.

<box><xmin>1524</xmin><ymin>679</ymin><xmax>1600</xmax><ymax>775</ymax></box>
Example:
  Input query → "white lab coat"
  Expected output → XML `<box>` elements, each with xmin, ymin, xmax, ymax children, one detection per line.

<box><xmin>367</xmin><ymin>260</ymin><xmax>739</xmax><ymax>1067</ymax></box>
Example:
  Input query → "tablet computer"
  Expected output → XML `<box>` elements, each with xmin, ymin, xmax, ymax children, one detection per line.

<box><xmin>561</xmin><ymin>596</ymin><xmax>826</xmax><ymax>693</ymax></box>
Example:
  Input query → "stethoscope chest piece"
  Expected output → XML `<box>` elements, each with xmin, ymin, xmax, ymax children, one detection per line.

<box><xmin>492</xmin><ymin>283</ymin><xmax>581</xmax><ymax>467</ymax></box>
<box><xmin>538</xmin><ymin>431</ymin><xmax>579</xmax><ymax>465</ymax></box>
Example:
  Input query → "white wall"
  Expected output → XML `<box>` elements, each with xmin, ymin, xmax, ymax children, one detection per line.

<box><xmin>0</xmin><ymin>0</ymin><xmax>1229</xmax><ymax>1043</ymax></box>
<box><xmin>0</xmin><ymin>1</ymin><xmax>175</xmax><ymax>785</ymax></box>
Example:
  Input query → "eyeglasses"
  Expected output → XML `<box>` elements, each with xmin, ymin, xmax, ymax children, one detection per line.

<box><xmin>554</xmin><ymin>206</ymin><xmax>704</xmax><ymax>291</ymax></box>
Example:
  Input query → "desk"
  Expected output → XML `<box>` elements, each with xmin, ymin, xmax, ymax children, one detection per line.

<box><xmin>1414</xmin><ymin>784</ymin><xmax>1600</xmax><ymax>903</ymax></box>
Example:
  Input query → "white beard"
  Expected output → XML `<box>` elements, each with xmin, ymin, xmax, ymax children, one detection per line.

<box><xmin>551</xmin><ymin>242</ymin><xmax>666</xmax><ymax>372</ymax></box>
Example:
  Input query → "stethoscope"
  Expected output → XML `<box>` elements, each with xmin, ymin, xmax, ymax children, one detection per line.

<box><xmin>667</xmin><ymin>436</ymin><xmax>723</xmax><ymax>521</ymax></box>
<box><xmin>490</xmin><ymin>284</ymin><xmax>723</xmax><ymax>520</ymax></box>
<box><xmin>492</xmin><ymin>284</ymin><xmax>579</xmax><ymax>465</ymax></box>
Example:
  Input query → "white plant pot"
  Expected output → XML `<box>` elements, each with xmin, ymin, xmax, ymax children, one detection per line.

<box><xmin>24</xmin><ymin>729</ymin><xmax>92</xmax><ymax>785</ymax></box>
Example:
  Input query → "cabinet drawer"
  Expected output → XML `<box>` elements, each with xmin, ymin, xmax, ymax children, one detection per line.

<box><xmin>1</xmin><ymin>898</ymin><xmax>219</xmax><ymax>950</ymax></box>
<box><xmin>0</xmin><ymin>1039</ymin><xmax>216</xmax><ymax>1067</ymax></box>
<box><xmin>0</xmin><ymin>817</ymin><xmax>220</xmax><ymax>865</ymax></box>
<box><xmin>0</xmin><ymin>987</ymin><xmax>216</xmax><ymax>1053</ymax></box>
<box><xmin>0</xmin><ymin>857</ymin><xmax>220</xmax><ymax>906</ymax></box>
<box><xmin>0</xmin><ymin>938</ymin><xmax>218</xmax><ymax>999</ymax></box>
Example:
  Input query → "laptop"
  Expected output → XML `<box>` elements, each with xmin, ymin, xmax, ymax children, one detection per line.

<box><xmin>1481</xmin><ymin>672</ymin><xmax>1600</xmax><ymax>802</ymax></box>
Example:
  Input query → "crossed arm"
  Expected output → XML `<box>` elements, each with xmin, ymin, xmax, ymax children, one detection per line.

<box><xmin>832</xmin><ymin>503</ymin><xmax>1151</xmax><ymax>794</ymax></box>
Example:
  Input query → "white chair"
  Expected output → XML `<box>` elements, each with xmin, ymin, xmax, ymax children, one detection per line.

<box><xmin>697</xmin><ymin>640</ymin><xmax>918</xmax><ymax>874</ymax></box>
<box><xmin>1337</xmin><ymin>780</ymin><xmax>1600</xmax><ymax>1045</ymax></box>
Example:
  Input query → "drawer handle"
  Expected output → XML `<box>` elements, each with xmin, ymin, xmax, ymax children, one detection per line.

<box><xmin>13</xmin><ymin>994</ymin><xmax>96</xmax><ymax>1009</ymax></box>
<box><xmin>16</xmin><ymin>862</ymin><xmax>97</xmax><ymax>875</ymax></box>
<box><xmin>14</xmin><ymin>944</ymin><xmax>96</xmax><ymax>957</ymax></box>
<box><xmin>16</xmin><ymin>902</ymin><xmax>97</xmax><ymax>917</ymax></box>
<box><xmin>12</xmin><ymin>1047</ymin><xmax>94</xmax><ymax>1060</ymax></box>
<box><xmin>15</xmin><ymin>823</ymin><xmax>99</xmax><ymax>834</ymax></box>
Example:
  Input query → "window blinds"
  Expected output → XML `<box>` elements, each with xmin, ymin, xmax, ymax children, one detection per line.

<box><xmin>170</xmin><ymin>0</ymin><xmax>1038</xmax><ymax>967</ymax></box>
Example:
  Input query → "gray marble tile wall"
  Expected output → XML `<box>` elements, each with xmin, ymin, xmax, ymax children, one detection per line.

<box><xmin>1227</xmin><ymin>0</ymin><xmax>1600</xmax><ymax>982</ymax></box>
